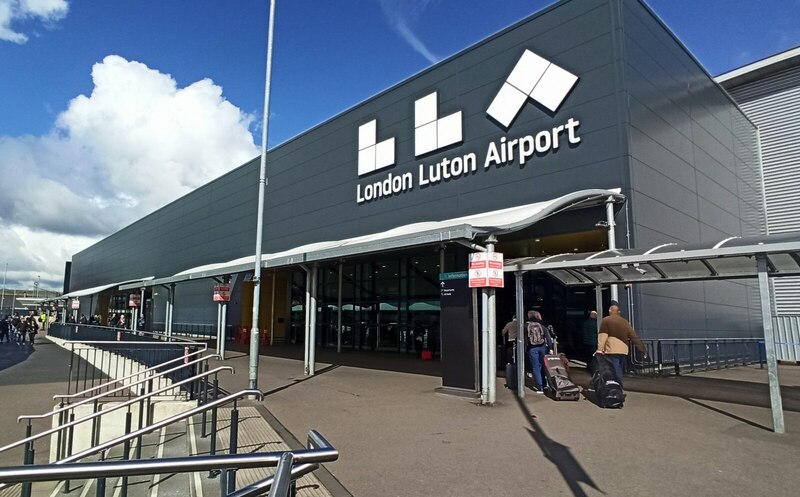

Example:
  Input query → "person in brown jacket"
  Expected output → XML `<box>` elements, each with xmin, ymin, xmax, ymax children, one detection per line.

<box><xmin>596</xmin><ymin>304</ymin><xmax>646</xmax><ymax>385</ymax></box>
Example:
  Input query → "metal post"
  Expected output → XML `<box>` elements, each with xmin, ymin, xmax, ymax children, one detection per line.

<box><xmin>221</xmin><ymin>301</ymin><xmax>228</xmax><ymax>360</ymax></box>
<box><xmin>21</xmin><ymin>423</ymin><xmax>33</xmax><ymax>497</ymax></box>
<box><xmin>270</xmin><ymin>271</ymin><xmax>276</xmax><ymax>347</ymax></box>
<box><xmin>121</xmin><ymin>411</ymin><xmax>132</xmax><ymax>497</ymax></box>
<box><xmin>486</xmin><ymin>236</ymin><xmax>497</xmax><ymax>404</ymax></box>
<box><xmin>216</xmin><ymin>302</ymin><xmax>222</xmax><ymax>355</ymax></box>
<box><xmin>757</xmin><ymin>255</ymin><xmax>785</xmax><ymax>433</ymax></box>
<box><xmin>0</xmin><ymin>263</ymin><xmax>6</xmax><ymax>314</ymax></box>
<box><xmin>210</xmin><ymin>379</ymin><xmax>218</xmax><ymax>455</ymax></box>
<box><xmin>605</xmin><ymin>197</ymin><xmax>618</xmax><ymax>303</ymax></box>
<box><xmin>140</xmin><ymin>287</ymin><xmax>146</xmax><ymax>331</ymax></box>
<box><xmin>228</xmin><ymin>405</ymin><xmax>240</xmax><ymax>493</ymax></box>
<box><xmin>337</xmin><ymin>262</ymin><xmax>343</xmax><ymax>353</ymax></box>
<box><xmin>249</xmin><ymin>0</ymin><xmax>278</xmax><ymax>391</ymax></box>
<box><xmin>309</xmin><ymin>265</ymin><xmax>318</xmax><ymax>376</ymax></box>
<box><xmin>303</xmin><ymin>265</ymin><xmax>311</xmax><ymax>375</ymax></box>
<box><xmin>515</xmin><ymin>272</ymin><xmax>525</xmax><ymax>398</ymax></box>
<box><xmin>168</xmin><ymin>283</ymin><xmax>176</xmax><ymax>337</ymax></box>
<box><xmin>595</xmin><ymin>285</ymin><xmax>603</xmax><ymax>334</ymax></box>
<box><xmin>480</xmin><ymin>289</ymin><xmax>488</xmax><ymax>404</ymax></box>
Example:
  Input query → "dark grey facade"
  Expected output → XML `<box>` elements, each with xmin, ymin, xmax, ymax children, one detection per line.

<box><xmin>69</xmin><ymin>0</ymin><xmax>764</xmax><ymax>340</ymax></box>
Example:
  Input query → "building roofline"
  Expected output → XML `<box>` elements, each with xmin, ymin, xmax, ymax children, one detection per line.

<box><xmin>715</xmin><ymin>45</ymin><xmax>800</xmax><ymax>87</ymax></box>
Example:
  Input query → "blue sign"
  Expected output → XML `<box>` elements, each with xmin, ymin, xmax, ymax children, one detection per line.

<box><xmin>439</xmin><ymin>271</ymin><xmax>468</xmax><ymax>281</ymax></box>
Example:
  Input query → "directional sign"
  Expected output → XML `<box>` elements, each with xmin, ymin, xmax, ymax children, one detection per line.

<box><xmin>468</xmin><ymin>252</ymin><xmax>504</xmax><ymax>288</ymax></box>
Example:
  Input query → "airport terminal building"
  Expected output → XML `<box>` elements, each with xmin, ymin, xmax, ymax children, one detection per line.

<box><xmin>63</xmin><ymin>0</ymin><xmax>766</xmax><ymax>371</ymax></box>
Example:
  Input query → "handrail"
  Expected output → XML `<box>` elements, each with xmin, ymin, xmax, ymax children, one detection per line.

<box><xmin>0</xmin><ymin>366</ymin><xmax>234</xmax><ymax>456</ymax></box>
<box><xmin>54</xmin><ymin>346</ymin><xmax>210</xmax><ymax>400</ymax></box>
<box><xmin>0</xmin><ymin>429</ymin><xmax>335</xmax><ymax>485</ymax></box>
<box><xmin>60</xmin><ymin>389</ymin><xmax>263</xmax><ymax>464</ymax></box>
<box><xmin>51</xmin><ymin>323</ymin><xmax>202</xmax><ymax>344</ymax></box>
<box><xmin>17</xmin><ymin>354</ymin><xmax>220</xmax><ymax>423</ymax></box>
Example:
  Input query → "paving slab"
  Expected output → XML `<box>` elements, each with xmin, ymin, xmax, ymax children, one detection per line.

<box><xmin>215</xmin><ymin>345</ymin><xmax>800</xmax><ymax>497</ymax></box>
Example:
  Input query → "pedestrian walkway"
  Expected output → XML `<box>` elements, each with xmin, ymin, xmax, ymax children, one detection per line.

<box><xmin>3</xmin><ymin>336</ymin><xmax>800</xmax><ymax>496</ymax></box>
<box><xmin>215</xmin><ymin>346</ymin><xmax>800</xmax><ymax>497</ymax></box>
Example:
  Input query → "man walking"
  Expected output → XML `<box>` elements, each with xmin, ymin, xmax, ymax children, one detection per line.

<box><xmin>596</xmin><ymin>304</ymin><xmax>646</xmax><ymax>385</ymax></box>
<box><xmin>527</xmin><ymin>310</ymin><xmax>554</xmax><ymax>393</ymax></box>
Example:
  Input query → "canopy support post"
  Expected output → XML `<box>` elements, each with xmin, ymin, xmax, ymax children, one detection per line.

<box><xmin>480</xmin><ymin>289</ymin><xmax>488</xmax><ymax>404</ymax></box>
<box><xmin>757</xmin><ymin>255</ymin><xmax>784</xmax><ymax>433</ymax></box>
<box><xmin>595</xmin><ymin>284</ymin><xmax>603</xmax><ymax>333</ymax></box>
<box><xmin>337</xmin><ymin>262</ymin><xmax>343</xmax><ymax>354</ymax></box>
<box><xmin>486</xmin><ymin>236</ymin><xmax>498</xmax><ymax>405</ymax></box>
<box><xmin>605</xmin><ymin>197</ymin><xmax>618</xmax><ymax>303</ymax></box>
<box><xmin>302</xmin><ymin>265</ymin><xmax>311</xmax><ymax>376</ymax></box>
<box><xmin>309</xmin><ymin>265</ymin><xmax>318</xmax><ymax>376</ymax></box>
<box><xmin>515</xmin><ymin>272</ymin><xmax>525</xmax><ymax>398</ymax></box>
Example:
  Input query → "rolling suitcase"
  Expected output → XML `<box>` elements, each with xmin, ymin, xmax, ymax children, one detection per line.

<box><xmin>591</xmin><ymin>355</ymin><xmax>626</xmax><ymax>408</ymax></box>
<box><xmin>543</xmin><ymin>342</ymin><xmax>580</xmax><ymax>401</ymax></box>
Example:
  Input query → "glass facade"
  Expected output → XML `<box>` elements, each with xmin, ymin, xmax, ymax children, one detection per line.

<box><xmin>288</xmin><ymin>250</ymin><xmax>459</xmax><ymax>354</ymax></box>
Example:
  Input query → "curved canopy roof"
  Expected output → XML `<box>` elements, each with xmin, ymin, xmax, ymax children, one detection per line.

<box><xmin>504</xmin><ymin>232</ymin><xmax>800</xmax><ymax>285</ymax></box>
<box><xmin>121</xmin><ymin>188</ymin><xmax>623</xmax><ymax>290</ymax></box>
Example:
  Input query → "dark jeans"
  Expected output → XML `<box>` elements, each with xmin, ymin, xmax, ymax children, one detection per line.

<box><xmin>607</xmin><ymin>354</ymin><xmax>626</xmax><ymax>385</ymax></box>
<box><xmin>528</xmin><ymin>345</ymin><xmax>548</xmax><ymax>390</ymax></box>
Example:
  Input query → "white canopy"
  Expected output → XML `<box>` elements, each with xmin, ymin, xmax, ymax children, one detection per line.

<box><xmin>120</xmin><ymin>188</ymin><xmax>623</xmax><ymax>290</ymax></box>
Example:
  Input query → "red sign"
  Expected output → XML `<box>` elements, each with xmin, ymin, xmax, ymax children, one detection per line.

<box><xmin>213</xmin><ymin>284</ymin><xmax>231</xmax><ymax>302</ymax></box>
<box><xmin>128</xmin><ymin>293</ymin><xmax>141</xmax><ymax>308</ymax></box>
<box><xmin>468</xmin><ymin>252</ymin><xmax>504</xmax><ymax>288</ymax></box>
<box><xmin>71</xmin><ymin>299</ymin><xmax>80</xmax><ymax>310</ymax></box>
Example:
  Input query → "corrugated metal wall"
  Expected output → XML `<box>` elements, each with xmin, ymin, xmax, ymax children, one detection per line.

<box><xmin>727</xmin><ymin>64</ymin><xmax>800</xmax><ymax>360</ymax></box>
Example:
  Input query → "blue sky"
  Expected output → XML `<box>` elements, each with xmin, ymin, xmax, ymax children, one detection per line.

<box><xmin>1</xmin><ymin>0</ymin><xmax>799</xmax><ymax>290</ymax></box>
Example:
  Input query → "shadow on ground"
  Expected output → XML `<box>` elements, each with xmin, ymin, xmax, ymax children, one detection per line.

<box><xmin>0</xmin><ymin>342</ymin><xmax>35</xmax><ymax>373</ymax></box>
<box><xmin>513</xmin><ymin>394</ymin><xmax>605</xmax><ymax>497</ymax></box>
<box><xmin>223</xmin><ymin>341</ymin><xmax>442</xmax><ymax>377</ymax></box>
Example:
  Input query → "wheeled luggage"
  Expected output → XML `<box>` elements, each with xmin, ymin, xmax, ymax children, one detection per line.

<box><xmin>591</xmin><ymin>355</ymin><xmax>626</xmax><ymax>408</ymax></box>
<box><xmin>543</xmin><ymin>343</ymin><xmax>580</xmax><ymax>401</ymax></box>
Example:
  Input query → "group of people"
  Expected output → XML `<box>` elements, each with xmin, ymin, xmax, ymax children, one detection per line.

<box><xmin>0</xmin><ymin>312</ymin><xmax>41</xmax><ymax>344</ymax></box>
<box><xmin>501</xmin><ymin>303</ymin><xmax>646</xmax><ymax>392</ymax></box>
<box><xmin>501</xmin><ymin>309</ymin><xmax>557</xmax><ymax>394</ymax></box>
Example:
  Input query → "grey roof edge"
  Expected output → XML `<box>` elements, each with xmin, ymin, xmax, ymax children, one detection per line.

<box><xmin>716</xmin><ymin>45</ymin><xmax>800</xmax><ymax>87</ymax></box>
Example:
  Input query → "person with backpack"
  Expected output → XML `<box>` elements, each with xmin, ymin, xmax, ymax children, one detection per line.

<box><xmin>526</xmin><ymin>310</ymin><xmax>554</xmax><ymax>394</ymax></box>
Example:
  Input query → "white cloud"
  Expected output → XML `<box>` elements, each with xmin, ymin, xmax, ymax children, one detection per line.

<box><xmin>0</xmin><ymin>0</ymin><xmax>68</xmax><ymax>43</ymax></box>
<box><xmin>0</xmin><ymin>55</ymin><xmax>259</xmax><ymax>291</ymax></box>
<box><xmin>379</xmin><ymin>0</ymin><xmax>440</xmax><ymax>64</ymax></box>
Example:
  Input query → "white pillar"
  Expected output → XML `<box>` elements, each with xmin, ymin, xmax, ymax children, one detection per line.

<box><xmin>216</xmin><ymin>302</ymin><xmax>222</xmax><ymax>355</ymax></box>
<box><xmin>220</xmin><ymin>302</ymin><xmax>228</xmax><ymax>360</ymax></box>
<box><xmin>480</xmin><ymin>289</ymin><xmax>488</xmax><ymax>404</ymax></box>
<box><xmin>595</xmin><ymin>284</ymin><xmax>603</xmax><ymax>333</ymax></box>
<box><xmin>486</xmin><ymin>236</ymin><xmax>498</xmax><ymax>405</ymax></box>
<box><xmin>270</xmin><ymin>271</ymin><xmax>276</xmax><ymax>346</ymax></box>
<box><xmin>309</xmin><ymin>265</ymin><xmax>318</xmax><ymax>376</ymax></box>
<box><xmin>303</xmin><ymin>266</ymin><xmax>312</xmax><ymax>375</ymax></box>
<box><xmin>606</xmin><ymin>197</ymin><xmax>618</xmax><ymax>303</ymax></box>
<box><xmin>337</xmin><ymin>262</ymin><xmax>343</xmax><ymax>353</ymax></box>
<box><xmin>757</xmin><ymin>255</ymin><xmax>784</xmax><ymax>433</ymax></box>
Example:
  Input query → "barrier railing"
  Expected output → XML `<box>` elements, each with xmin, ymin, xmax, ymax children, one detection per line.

<box><xmin>629</xmin><ymin>338</ymin><xmax>764</xmax><ymax>375</ymax></box>
<box><xmin>0</xmin><ymin>429</ymin><xmax>338</xmax><ymax>497</ymax></box>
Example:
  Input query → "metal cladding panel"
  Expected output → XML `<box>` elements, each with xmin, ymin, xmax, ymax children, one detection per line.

<box><xmin>71</xmin><ymin>0</ymin><xmax>626</xmax><ymax>290</ymax></box>
<box><xmin>727</xmin><ymin>63</ymin><xmax>800</xmax><ymax>316</ymax></box>
<box><xmin>619</xmin><ymin>0</ymin><xmax>764</xmax><ymax>339</ymax></box>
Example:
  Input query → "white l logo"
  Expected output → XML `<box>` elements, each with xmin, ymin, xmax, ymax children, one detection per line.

<box><xmin>358</xmin><ymin>119</ymin><xmax>395</xmax><ymax>177</ymax></box>
<box><xmin>414</xmin><ymin>92</ymin><xmax>462</xmax><ymax>157</ymax></box>
<box><xmin>487</xmin><ymin>50</ymin><xmax>578</xmax><ymax>128</ymax></box>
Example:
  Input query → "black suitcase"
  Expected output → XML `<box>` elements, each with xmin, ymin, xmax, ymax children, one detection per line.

<box><xmin>591</xmin><ymin>355</ymin><xmax>626</xmax><ymax>408</ymax></box>
<box><xmin>543</xmin><ymin>343</ymin><xmax>580</xmax><ymax>401</ymax></box>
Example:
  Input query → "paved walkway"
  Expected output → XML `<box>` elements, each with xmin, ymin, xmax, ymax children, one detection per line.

<box><xmin>216</xmin><ymin>344</ymin><xmax>800</xmax><ymax>497</ymax></box>
<box><xmin>3</xmin><ymin>338</ymin><xmax>800</xmax><ymax>496</ymax></box>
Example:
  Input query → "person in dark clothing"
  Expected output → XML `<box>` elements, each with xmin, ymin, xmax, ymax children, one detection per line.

<box><xmin>0</xmin><ymin>316</ymin><xmax>10</xmax><ymax>343</ymax></box>
<box><xmin>526</xmin><ymin>310</ymin><xmax>555</xmax><ymax>393</ymax></box>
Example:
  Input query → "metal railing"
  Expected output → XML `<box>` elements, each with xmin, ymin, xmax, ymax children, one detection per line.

<box><xmin>0</xmin><ymin>430</ymin><xmax>339</xmax><ymax>497</ymax></box>
<box><xmin>55</xmin><ymin>347</ymin><xmax>211</xmax><ymax>400</ymax></box>
<box><xmin>0</xmin><ymin>366</ymin><xmax>234</xmax><ymax>483</ymax></box>
<box><xmin>48</xmin><ymin>323</ymin><xmax>205</xmax><ymax>396</ymax></box>
<box><xmin>630</xmin><ymin>338</ymin><xmax>764</xmax><ymax>375</ymax></box>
